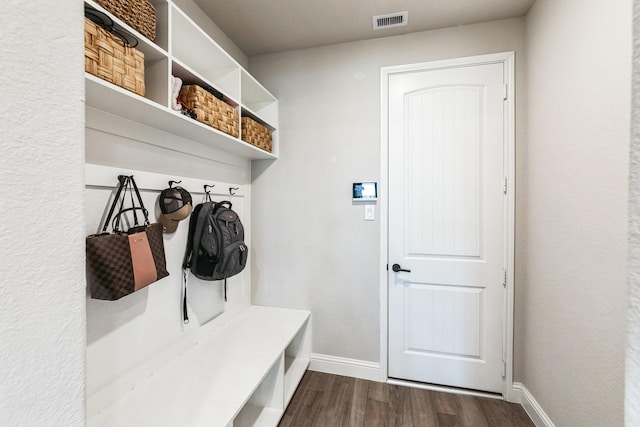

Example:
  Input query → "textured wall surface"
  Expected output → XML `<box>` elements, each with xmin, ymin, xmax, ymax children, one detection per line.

<box><xmin>250</xmin><ymin>18</ymin><xmax>526</xmax><ymax>364</ymax></box>
<box><xmin>628</xmin><ymin>0</ymin><xmax>640</xmax><ymax>424</ymax></box>
<box><xmin>524</xmin><ymin>0</ymin><xmax>630</xmax><ymax>425</ymax></box>
<box><xmin>0</xmin><ymin>0</ymin><xmax>86</xmax><ymax>425</ymax></box>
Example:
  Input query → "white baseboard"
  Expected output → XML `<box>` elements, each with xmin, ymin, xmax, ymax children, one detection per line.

<box><xmin>511</xmin><ymin>382</ymin><xmax>555</xmax><ymax>427</ymax></box>
<box><xmin>309</xmin><ymin>353</ymin><xmax>385</xmax><ymax>382</ymax></box>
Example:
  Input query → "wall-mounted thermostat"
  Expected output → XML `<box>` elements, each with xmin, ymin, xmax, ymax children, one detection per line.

<box><xmin>353</xmin><ymin>182</ymin><xmax>377</xmax><ymax>201</ymax></box>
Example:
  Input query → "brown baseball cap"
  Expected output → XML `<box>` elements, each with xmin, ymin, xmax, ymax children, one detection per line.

<box><xmin>158</xmin><ymin>185</ymin><xmax>193</xmax><ymax>233</ymax></box>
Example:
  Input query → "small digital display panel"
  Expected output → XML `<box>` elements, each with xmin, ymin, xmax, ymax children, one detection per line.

<box><xmin>353</xmin><ymin>182</ymin><xmax>377</xmax><ymax>201</ymax></box>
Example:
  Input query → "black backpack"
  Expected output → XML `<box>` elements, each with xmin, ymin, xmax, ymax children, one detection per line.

<box><xmin>182</xmin><ymin>200</ymin><xmax>247</xmax><ymax>323</ymax></box>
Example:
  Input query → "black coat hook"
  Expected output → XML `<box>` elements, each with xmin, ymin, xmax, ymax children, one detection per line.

<box><xmin>229</xmin><ymin>187</ymin><xmax>239</xmax><ymax>196</ymax></box>
<box><xmin>169</xmin><ymin>180</ymin><xmax>182</xmax><ymax>188</ymax></box>
<box><xmin>204</xmin><ymin>184</ymin><xmax>215</xmax><ymax>202</ymax></box>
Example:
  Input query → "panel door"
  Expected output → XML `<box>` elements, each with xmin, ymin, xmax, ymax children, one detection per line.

<box><xmin>387</xmin><ymin>61</ymin><xmax>506</xmax><ymax>393</ymax></box>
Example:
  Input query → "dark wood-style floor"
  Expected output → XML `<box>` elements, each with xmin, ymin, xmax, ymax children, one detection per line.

<box><xmin>279</xmin><ymin>371</ymin><xmax>534</xmax><ymax>427</ymax></box>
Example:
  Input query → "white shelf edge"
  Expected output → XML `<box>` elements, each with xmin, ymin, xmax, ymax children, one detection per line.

<box><xmin>85</xmin><ymin>74</ymin><xmax>277</xmax><ymax>160</ymax></box>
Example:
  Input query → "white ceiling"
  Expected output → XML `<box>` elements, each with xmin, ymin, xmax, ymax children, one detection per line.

<box><xmin>193</xmin><ymin>0</ymin><xmax>535</xmax><ymax>57</ymax></box>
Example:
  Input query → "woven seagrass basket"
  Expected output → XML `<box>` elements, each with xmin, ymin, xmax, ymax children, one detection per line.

<box><xmin>179</xmin><ymin>85</ymin><xmax>239</xmax><ymax>138</ymax></box>
<box><xmin>94</xmin><ymin>0</ymin><xmax>156</xmax><ymax>41</ymax></box>
<box><xmin>241</xmin><ymin>117</ymin><xmax>273</xmax><ymax>153</ymax></box>
<box><xmin>84</xmin><ymin>18</ymin><xmax>145</xmax><ymax>96</ymax></box>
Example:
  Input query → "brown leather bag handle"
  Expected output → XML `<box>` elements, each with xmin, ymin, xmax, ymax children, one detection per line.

<box><xmin>103</xmin><ymin>175</ymin><xmax>151</xmax><ymax>233</ymax></box>
<box><xmin>101</xmin><ymin>175</ymin><xmax>129</xmax><ymax>233</ymax></box>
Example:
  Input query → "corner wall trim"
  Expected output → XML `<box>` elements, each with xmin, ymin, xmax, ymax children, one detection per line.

<box><xmin>511</xmin><ymin>382</ymin><xmax>555</xmax><ymax>427</ymax></box>
<box><xmin>309</xmin><ymin>353</ymin><xmax>385</xmax><ymax>382</ymax></box>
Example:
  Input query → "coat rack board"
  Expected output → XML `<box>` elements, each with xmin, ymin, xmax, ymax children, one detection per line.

<box><xmin>85</xmin><ymin>163</ymin><xmax>247</xmax><ymax>199</ymax></box>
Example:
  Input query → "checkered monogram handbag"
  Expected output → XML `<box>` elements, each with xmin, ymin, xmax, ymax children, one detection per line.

<box><xmin>86</xmin><ymin>175</ymin><xmax>169</xmax><ymax>300</ymax></box>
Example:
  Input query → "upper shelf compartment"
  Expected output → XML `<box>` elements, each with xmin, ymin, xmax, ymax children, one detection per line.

<box><xmin>241</xmin><ymin>70</ymin><xmax>278</xmax><ymax>129</ymax></box>
<box><xmin>170</xmin><ymin>4</ymin><xmax>240</xmax><ymax>102</ymax></box>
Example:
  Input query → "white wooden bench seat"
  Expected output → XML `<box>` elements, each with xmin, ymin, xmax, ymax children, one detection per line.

<box><xmin>87</xmin><ymin>306</ymin><xmax>311</xmax><ymax>427</ymax></box>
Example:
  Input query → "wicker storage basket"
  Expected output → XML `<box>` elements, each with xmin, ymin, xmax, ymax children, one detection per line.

<box><xmin>94</xmin><ymin>0</ymin><xmax>156</xmax><ymax>41</ymax></box>
<box><xmin>241</xmin><ymin>117</ymin><xmax>273</xmax><ymax>152</ymax></box>
<box><xmin>179</xmin><ymin>85</ymin><xmax>239</xmax><ymax>137</ymax></box>
<box><xmin>84</xmin><ymin>18</ymin><xmax>145</xmax><ymax>96</ymax></box>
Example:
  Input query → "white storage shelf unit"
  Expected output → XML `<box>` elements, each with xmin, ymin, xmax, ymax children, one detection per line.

<box><xmin>88</xmin><ymin>306</ymin><xmax>311</xmax><ymax>427</ymax></box>
<box><xmin>84</xmin><ymin>0</ymin><xmax>278</xmax><ymax>160</ymax></box>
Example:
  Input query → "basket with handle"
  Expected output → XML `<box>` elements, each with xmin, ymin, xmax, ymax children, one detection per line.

<box><xmin>94</xmin><ymin>0</ymin><xmax>156</xmax><ymax>41</ymax></box>
<box><xmin>84</xmin><ymin>17</ymin><xmax>145</xmax><ymax>96</ymax></box>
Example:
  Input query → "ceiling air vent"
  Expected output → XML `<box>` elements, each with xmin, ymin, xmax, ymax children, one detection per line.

<box><xmin>372</xmin><ymin>11</ymin><xmax>408</xmax><ymax>30</ymax></box>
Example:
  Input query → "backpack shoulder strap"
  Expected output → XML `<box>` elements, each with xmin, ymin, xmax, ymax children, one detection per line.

<box><xmin>182</xmin><ymin>202</ymin><xmax>204</xmax><ymax>269</ymax></box>
<box><xmin>181</xmin><ymin>202</ymin><xmax>202</xmax><ymax>324</ymax></box>
<box><xmin>182</xmin><ymin>202</ymin><xmax>215</xmax><ymax>324</ymax></box>
<box><xmin>192</xmin><ymin>201</ymin><xmax>214</xmax><ymax>253</ymax></box>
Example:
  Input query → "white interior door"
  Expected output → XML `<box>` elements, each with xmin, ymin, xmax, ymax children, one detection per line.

<box><xmin>387</xmin><ymin>59</ymin><xmax>507</xmax><ymax>393</ymax></box>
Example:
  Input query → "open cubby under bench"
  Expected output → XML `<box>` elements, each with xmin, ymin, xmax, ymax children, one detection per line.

<box><xmin>88</xmin><ymin>306</ymin><xmax>311</xmax><ymax>427</ymax></box>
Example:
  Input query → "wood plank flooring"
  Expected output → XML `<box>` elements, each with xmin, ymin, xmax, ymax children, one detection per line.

<box><xmin>279</xmin><ymin>371</ymin><xmax>534</xmax><ymax>427</ymax></box>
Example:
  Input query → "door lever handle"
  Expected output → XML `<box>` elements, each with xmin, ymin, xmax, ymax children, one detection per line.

<box><xmin>392</xmin><ymin>263</ymin><xmax>411</xmax><ymax>273</ymax></box>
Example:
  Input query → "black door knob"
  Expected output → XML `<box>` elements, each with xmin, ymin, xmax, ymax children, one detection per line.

<box><xmin>392</xmin><ymin>263</ymin><xmax>411</xmax><ymax>273</ymax></box>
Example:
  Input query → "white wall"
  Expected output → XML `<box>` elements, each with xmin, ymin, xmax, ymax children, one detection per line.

<box><xmin>0</xmin><ymin>1</ymin><xmax>86</xmax><ymax>425</ymax></box>
<box><xmin>249</xmin><ymin>18</ymin><xmax>526</xmax><ymax>365</ymax></box>
<box><xmin>524</xmin><ymin>0</ymin><xmax>630</xmax><ymax>425</ymax></box>
<box><xmin>628</xmin><ymin>1</ymin><xmax>640</xmax><ymax>424</ymax></box>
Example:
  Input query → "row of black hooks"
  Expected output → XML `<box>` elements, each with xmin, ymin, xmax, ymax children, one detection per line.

<box><xmin>168</xmin><ymin>180</ymin><xmax>239</xmax><ymax>197</ymax></box>
<box><xmin>203</xmin><ymin>184</ymin><xmax>239</xmax><ymax>196</ymax></box>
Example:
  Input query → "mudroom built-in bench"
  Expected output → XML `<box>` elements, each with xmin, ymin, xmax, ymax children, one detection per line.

<box><xmin>84</xmin><ymin>165</ymin><xmax>309</xmax><ymax>427</ymax></box>
<box><xmin>82</xmin><ymin>0</ymin><xmax>302</xmax><ymax>422</ymax></box>
<box><xmin>87</xmin><ymin>305</ymin><xmax>311</xmax><ymax>427</ymax></box>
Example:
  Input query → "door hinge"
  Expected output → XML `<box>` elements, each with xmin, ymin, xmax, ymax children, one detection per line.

<box><xmin>501</xmin><ymin>360</ymin><xmax>506</xmax><ymax>378</ymax></box>
<box><xmin>502</xmin><ymin>269</ymin><xmax>507</xmax><ymax>287</ymax></box>
<box><xmin>503</xmin><ymin>177</ymin><xmax>508</xmax><ymax>195</ymax></box>
<box><xmin>503</xmin><ymin>83</ymin><xmax>508</xmax><ymax>100</ymax></box>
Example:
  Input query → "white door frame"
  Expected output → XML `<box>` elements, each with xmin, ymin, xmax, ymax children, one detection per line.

<box><xmin>379</xmin><ymin>51</ymin><xmax>516</xmax><ymax>399</ymax></box>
